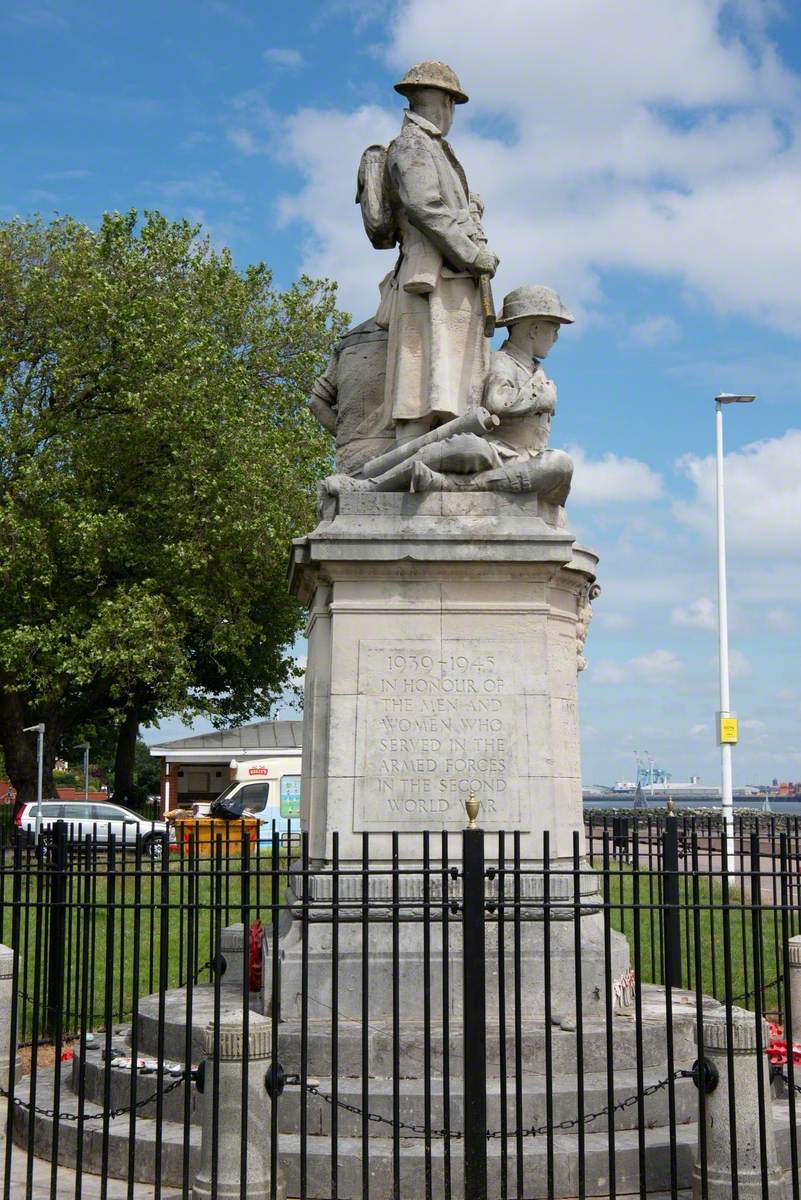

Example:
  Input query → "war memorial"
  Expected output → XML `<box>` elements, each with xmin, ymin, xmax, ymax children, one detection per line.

<box><xmin>5</xmin><ymin>57</ymin><xmax>801</xmax><ymax>1200</ymax></box>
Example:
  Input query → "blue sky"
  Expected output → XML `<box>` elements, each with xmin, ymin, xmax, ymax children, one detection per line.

<box><xmin>5</xmin><ymin>0</ymin><xmax>801</xmax><ymax>787</ymax></box>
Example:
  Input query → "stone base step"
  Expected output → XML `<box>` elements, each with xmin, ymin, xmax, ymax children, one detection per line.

<box><xmin>276</xmin><ymin>1069</ymin><xmax>697</xmax><ymax>1137</ymax></box>
<box><xmin>134</xmin><ymin>982</ymin><xmax>702</xmax><ymax>1078</ymax></box>
<box><xmin>12</xmin><ymin>1067</ymin><xmax>801</xmax><ymax>1197</ymax></box>
<box><xmin>11</xmin><ymin>1071</ymin><xmax>201</xmax><ymax>1187</ymax></box>
<box><xmin>72</xmin><ymin>1041</ymin><xmax>697</xmax><ymax>1134</ymax></box>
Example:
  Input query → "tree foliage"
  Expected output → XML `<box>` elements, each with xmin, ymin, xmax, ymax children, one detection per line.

<box><xmin>0</xmin><ymin>210</ymin><xmax>346</xmax><ymax>799</ymax></box>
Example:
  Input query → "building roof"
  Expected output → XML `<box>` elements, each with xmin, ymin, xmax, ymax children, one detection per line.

<box><xmin>149</xmin><ymin>719</ymin><xmax>303</xmax><ymax>758</ymax></box>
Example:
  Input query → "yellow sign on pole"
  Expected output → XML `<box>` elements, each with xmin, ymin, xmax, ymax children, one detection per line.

<box><xmin>719</xmin><ymin>716</ymin><xmax>739</xmax><ymax>744</ymax></box>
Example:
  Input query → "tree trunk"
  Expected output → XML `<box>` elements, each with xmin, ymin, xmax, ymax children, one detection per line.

<box><xmin>111</xmin><ymin>705</ymin><xmax>140</xmax><ymax>805</ymax></box>
<box><xmin>0</xmin><ymin>689</ymin><xmax>58</xmax><ymax>803</ymax></box>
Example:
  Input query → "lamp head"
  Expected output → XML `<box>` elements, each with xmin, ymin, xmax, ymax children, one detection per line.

<box><xmin>715</xmin><ymin>393</ymin><xmax>755</xmax><ymax>404</ymax></box>
<box><xmin>22</xmin><ymin>723</ymin><xmax>45</xmax><ymax>734</ymax></box>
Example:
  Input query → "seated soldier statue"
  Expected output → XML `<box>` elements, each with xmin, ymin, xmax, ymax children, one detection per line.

<box><xmin>349</xmin><ymin>285</ymin><xmax>574</xmax><ymax>506</ymax></box>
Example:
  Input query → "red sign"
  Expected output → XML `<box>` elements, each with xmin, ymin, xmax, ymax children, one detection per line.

<box><xmin>248</xmin><ymin>766</ymin><xmax>269</xmax><ymax>777</ymax></box>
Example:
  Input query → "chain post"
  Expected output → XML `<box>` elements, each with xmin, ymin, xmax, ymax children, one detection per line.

<box><xmin>462</xmin><ymin>803</ymin><xmax>487</xmax><ymax>1200</ymax></box>
<box><xmin>662</xmin><ymin>813</ymin><xmax>683</xmax><ymax>989</ymax></box>
<box><xmin>46</xmin><ymin>821</ymin><xmax>68</xmax><ymax>1037</ymax></box>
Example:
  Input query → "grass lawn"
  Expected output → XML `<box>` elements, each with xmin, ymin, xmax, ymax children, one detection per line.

<box><xmin>597</xmin><ymin>855</ymin><xmax>797</xmax><ymax>1021</ymax></box>
<box><xmin>1</xmin><ymin>847</ymin><xmax>289</xmax><ymax>1040</ymax></box>
<box><xmin>4</xmin><ymin>844</ymin><xmax>797</xmax><ymax>1043</ymax></box>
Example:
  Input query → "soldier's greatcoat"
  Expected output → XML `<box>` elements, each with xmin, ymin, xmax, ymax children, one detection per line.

<box><xmin>383</xmin><ymin>111</ymin><xmax>489</xmax><ymax>424</ymax></box>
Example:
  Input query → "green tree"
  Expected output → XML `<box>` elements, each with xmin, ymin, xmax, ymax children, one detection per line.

<box><xmin>0</xmin><ymin>211</ymin><xmax>346</xmax><ymax>801</ymax></box>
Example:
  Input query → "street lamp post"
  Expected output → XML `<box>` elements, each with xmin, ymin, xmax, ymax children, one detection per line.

<box><xmin>714</xmin><ymin>393</ymin><xmax>754</xmax><ymax>869</ymax></box>
<box><xmin>22</xmin><ymin>723</ymin><xmax>45</xmax><ymax>846</ymax></box>
<box><xmin>76</xmin><ymin>742</ymin><xmax>90</xmax><ymax>803</ymax></box>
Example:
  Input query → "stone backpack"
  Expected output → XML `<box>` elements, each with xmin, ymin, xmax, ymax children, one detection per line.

<box><xmin>355</xmin><ymin>145</ymin><xmax>397</xmax><ymax>250</ymax></box>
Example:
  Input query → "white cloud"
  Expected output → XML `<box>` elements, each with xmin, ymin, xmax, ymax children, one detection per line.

<box><xmin>741</xmin><ymin>718</ymin><xmax>766</xmax><ymax>731</ymax></box>
<box><xmin>766</xmin><ymin>607</ymin><xmax>796</xmax><ymax>634</ymax></box>
<box><xmin>595</xmin><ymin>611</ymin><xmax>632</xmax><ymax>630</ymax></box>
<box><xmin>675</xmin><ymin>430</ymin><xmax>801</xmax><ymax>558</ymax></box>
<box><xmin>691</xmin><ymin>723</ymin><xmax>709</xmax><ymax>737</ymax></box>
<box><xmin>40</xmin><ymin>167</ymin><xmax>91</xmax><ymax>181</ymax></box>
<box><xmin>568</xmin><ymin>447</ymin><xmax>663</xmax><ymax>506</ymax></box>
<box><xmin>264</xmin><ymin>47</ymin><xmax>303</xmax><ymax>69</ymax></box>
<box><xmin>671</xmin><ymin>597</ymin><xmax>716</xmax><ymax>630</ymax></box>
<box><xmin>591</xmin><ymin>661</ymin><xmax>626</xmax><ymax>685</ymax></box>
<box><xmin>631</xmin><ymin>649</ymin><xmax>683</xmax><ymax>680</ymax></box>
<box><xmin>148</xmin><ymin>170</ymin><xmax>243</xmax><ymax>205</ymax></box>
<box><xmin>261</xmin><ymin>0</ymin><xmax>801</xmax><ymax>331</ymax></box>
<box><xmin>590</xmin><ymin>648</ymin><xmax>682</xmax><ymax>684</ymax></box>
<box><xmin>272</xmin><ymin>103</ymin><xmax>399</xmax><ymax>315</ymax></box>
<box><xmin>225</xmin><ymin>91</ymin><xmax>279</xmax><ymax>158</ymax></box>
<box><xmin>729</xmin><ymin>648</ymin><xmax>752</xmax><ymax>678</ymax></box>
<box><xmin>227</xmin><ymin>128</ymin><xmax>261</xmax><ymax>156</ymax></box>
<box><xmin>630</xmin><ymin>315</ymin><xmax>680</xmax><ymax>346</ymax></box>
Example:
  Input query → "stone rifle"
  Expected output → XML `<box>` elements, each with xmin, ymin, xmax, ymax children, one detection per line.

<box><xmin>358</xmin><ymin>406</ymin><xmax>499</xmax><ymax>480</ymax></box>
<box><xmin>478</xmin><ymin>276</ymin><xmax>496</xmax><ymax>338</ymax></box>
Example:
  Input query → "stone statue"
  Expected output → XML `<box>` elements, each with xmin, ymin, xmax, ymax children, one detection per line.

<box><xmin>372</xmin><ymin>61</ymin><xmax>500</xmax><ymax>443</ymax></box>
<box><xmin>311</xmin><ymin>62</ymin><xmax>573</xmax><ymax>512</ymax></box>
<box><xmin>307</xmin><ymin>311</ymin><xmax>393</xmax><ymax>475</ymax></box>
<box><xmin>323</xmin><ymin>285</ymin><xmax>574</xmax><ymax>507</ymax></box>
<box><xmin>408</xmin><ymin>285</ymin><xmax>574</xmax><ymax>499</ymax></box>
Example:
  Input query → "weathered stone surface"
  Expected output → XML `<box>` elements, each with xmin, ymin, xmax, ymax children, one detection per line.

<box><xmin>0</xmin><ymin>943</ymin><xmax>20</xmax><ymax>1091</ymax></box>
<box><xmin>291</xmin><ymin>494</ymin><xmax>593</xmax><ymax>864</ymax></box>
<box><xmin>693</xmin><ymin>1006</ymin><xmax>787</xmax><ymax>1199</ymax></box>
<box><xmin>193</xmin><ymin>1010</ymin><xmax>284</xmax><ymax>1200</ymax></box>
<box><xmin>352</xmin><ymin>636</ymin><xmax>526</xmax><ymax>831</ymax></box>
<box><xmin>788</xmin><ymin>934</ymin><xmax>801</xmax><ymax>1038</ymax></box>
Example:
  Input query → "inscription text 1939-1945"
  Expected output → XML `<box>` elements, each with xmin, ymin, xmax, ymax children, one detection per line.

<box><xmin>354</xmin><ymin>640</ymin><xmax>525</xmax><ymax>830</ymax></box>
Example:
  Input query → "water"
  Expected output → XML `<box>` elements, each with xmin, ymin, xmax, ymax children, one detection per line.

<box><xmin>583</xmin><ymin>794</ymin><xmax>801</xmax><ymax>816</ymax></box>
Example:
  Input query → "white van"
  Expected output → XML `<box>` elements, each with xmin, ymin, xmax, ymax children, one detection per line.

<box><xmin>209</xmin><ymin>757</ymin><xmax>301</xmax><ymax>845</ymax></box>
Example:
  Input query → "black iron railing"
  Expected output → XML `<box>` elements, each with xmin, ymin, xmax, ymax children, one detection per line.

<box><xmin>0</xmin><ymin>816</ymin><xmax>800</xmax><ymax>1198</ymax></box>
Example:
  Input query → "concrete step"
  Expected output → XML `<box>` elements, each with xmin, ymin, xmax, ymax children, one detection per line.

<box><xmin>13</xmin><ymin>1068</ymin><xmax>801</xmax><ymax>1197</ymax></box>
<box><xmin>135</xmin><ymin>983</ymin><xmax>247</xmax><ymax>1060</ymax></box>
<box><xmin>10</xmin><ymin>1065</ymin><xmax>694</xmax><ymax>1195</ymax></box>
<box><xmin>134</xmin><ymin>982</ymin><xmax>702</xmax><ymax>1078</ymax></box>
<box><xmin>11</xmin><ymin>1068</ymin><xmax>200</xmax><ymax>1187</ymax></box>
<box><xmin>72</xmin><ymin>1041</ymin><xmax>697</xmax><ymax>1134</ymax></box>
<box><xmin>71</xmin><ymin>1037</ymin><xmax>198</xmax><ymax>1123</ymax></box>
<box><xmin>275</xmin><ymin>1067</ymin><xmax>698</xmax><ymax>1137</ymax></box>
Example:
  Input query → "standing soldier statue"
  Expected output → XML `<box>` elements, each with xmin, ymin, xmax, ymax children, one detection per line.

<box><xmin>357</xmin><ymin>61</ymin><xmax>500</xmax><ymax>444</ymax></box>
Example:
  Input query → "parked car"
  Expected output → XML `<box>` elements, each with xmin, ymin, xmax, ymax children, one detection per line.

<box><xmin>15</xmin><ymin>800</ymin><xmax>174</xmax><ymax>856</ymax></box>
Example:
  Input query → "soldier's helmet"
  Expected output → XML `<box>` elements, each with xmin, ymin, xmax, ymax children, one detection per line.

<box><xmin>496</xmin><ymin>285</ymin><xmax>574</xmax><ymax>327</ymax></box>
<box><xmin>394</xmin><ymin>61</ymin><xmax>469</xmax><ymax>104</ymax></box>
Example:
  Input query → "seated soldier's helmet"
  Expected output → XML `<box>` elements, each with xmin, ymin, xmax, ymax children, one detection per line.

<box><xmin>394</xmin><ymin>61</ymin><xmax>469</xmax><ymax>104</ymax></box>
<box><xmin>497</xmin><ymin>285</ymin><xmax>574</xmax><ymax>327</ymax></box>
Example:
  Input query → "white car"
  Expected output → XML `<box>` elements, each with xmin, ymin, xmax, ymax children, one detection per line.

<box><xmin>15</xmin><ymin>800</ymin><xmax>173</xmax><ymax>856</ymax></box>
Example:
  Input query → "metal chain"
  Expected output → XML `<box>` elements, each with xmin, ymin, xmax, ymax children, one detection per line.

<box><xmin>3</xmin><ymin>1063</ymin><xmax>694</xmax><ymax>1136</ymax></box>
<box><xmin>729</xmin><ymin>975</ymin><xmax>782</xmax><ymax>1005</ymax></box>
<box><xmin>489</xmin><ymin>1069</ymin><xmax>694</xmax><ymax>1140</ymax></box>
<box><xmin>304</xmin><ymin>1084</ymin><xmax>454</xmax><ymax>1139</ymax></box>
<box><xmin>0</xmin><ymin>1072</ymin><xmax>186</xmax><ymax>1122</ymax></box>
<box><xmin>301</xmin><ymin>1068</ymin><xmax>694</xmax><ymax>1141</ymax></box>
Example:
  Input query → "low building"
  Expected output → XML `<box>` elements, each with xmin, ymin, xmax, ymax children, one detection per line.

<box><xmin>149</xmin><ymin>719</ymin><xmax>302</xmax><ymax>814</ymax></box>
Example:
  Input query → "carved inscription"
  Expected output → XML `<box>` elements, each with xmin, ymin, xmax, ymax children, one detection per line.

<box><xmin>354</xmin><ymin>639</ymin><xmax>526</xmax><ymax>830</ymax></box>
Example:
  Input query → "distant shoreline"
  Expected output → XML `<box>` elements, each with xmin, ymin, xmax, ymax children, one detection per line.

<box><xmin>583</xmin><ymin>793</ymin><xmax>800</xmax><ymax>813</ymax></box>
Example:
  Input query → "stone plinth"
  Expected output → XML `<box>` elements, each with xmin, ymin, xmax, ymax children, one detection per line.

<box><xmin>289</xmin><ymin>490</ymin><xmax>594</xmax><ymax>867</ymax></box>
<box><xmin>280</xmin><ymin>490</ymin><xmax>629</xmax><ymax>1023</ymax></box>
